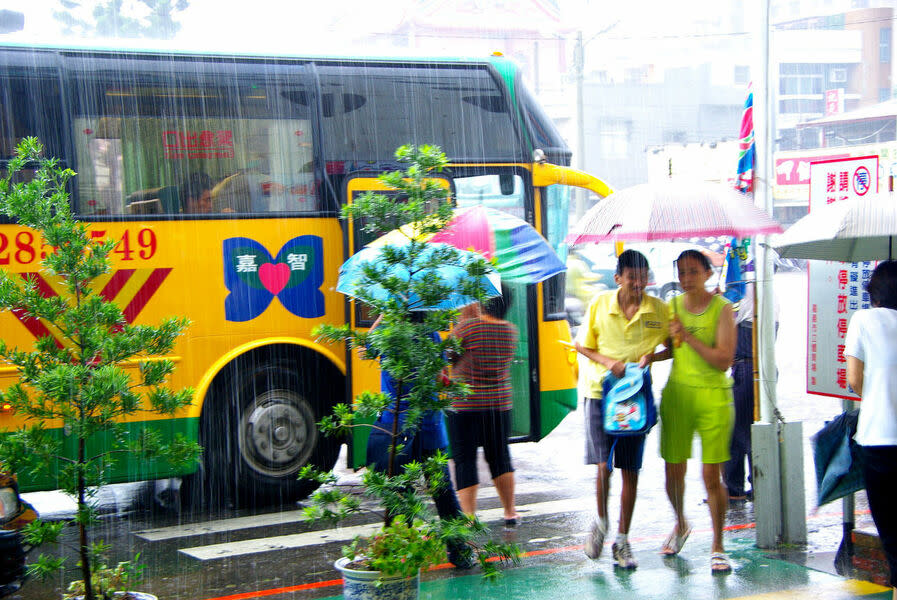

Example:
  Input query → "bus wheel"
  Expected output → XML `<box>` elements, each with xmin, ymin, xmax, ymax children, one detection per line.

<box><xmin>202</xmin><ymin>356</ymin><xmax>341</xmax><ymax>508</ymax></box>
<box><xmin>660</xmin><ymin>282</ymin><xmax>682</xmax><ymax>302</ymax></box>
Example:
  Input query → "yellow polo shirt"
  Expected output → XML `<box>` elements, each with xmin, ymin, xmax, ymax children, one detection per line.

<box><xmin>577</xmin><ymin>289</ymin><xmax>670</xmax><ymax>398</ymax></box>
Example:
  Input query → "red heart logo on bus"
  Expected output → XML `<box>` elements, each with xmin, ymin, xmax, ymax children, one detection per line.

<box><xmin>258</xmin><ymin>262</ymin><xmax>290</xmax><ymax>295</ymax></box>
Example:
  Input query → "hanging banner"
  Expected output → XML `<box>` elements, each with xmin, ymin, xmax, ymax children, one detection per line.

<box><xmin>806</xmin><ymin>156</ymin><xmax>878</xmax><ymax>398</ymax></box>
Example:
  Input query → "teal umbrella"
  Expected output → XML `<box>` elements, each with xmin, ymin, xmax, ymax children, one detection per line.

<box><xmin>336</xmin><ymin>242</ymin><xmax>501</xmax><ymax>311</ymax></box>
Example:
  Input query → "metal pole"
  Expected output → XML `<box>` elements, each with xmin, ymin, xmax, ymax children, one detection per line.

<box><xmin>752</xmin><ymin>0</ymin><xmax>784</xmax><ymax>548</ymax></box>
<box><xmin>755</xmin><ymin>0</ymin><xmax>777</xmax><ymax>424</ymax></box>
<box><xmin>835</xmin><ymin>398</ymin><xmax>857</xmax><ymax>571</ymax></box>
<box><xmin>574</xmin><ymin>31</ymin><xmax>587</xmax><ymax>220</ymax></box>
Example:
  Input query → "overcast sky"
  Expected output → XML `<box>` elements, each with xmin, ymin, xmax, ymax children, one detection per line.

<box><xmin>1</xmin><ymin>0</ymin><xmax>755</xmax><ymax>65</ymax></box>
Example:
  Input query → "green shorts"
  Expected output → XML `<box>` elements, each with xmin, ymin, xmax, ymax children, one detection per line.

<box><xmin>659</xmin><ymin>380</ymin><xmax>734</xmax><ymax>464</ymax></box>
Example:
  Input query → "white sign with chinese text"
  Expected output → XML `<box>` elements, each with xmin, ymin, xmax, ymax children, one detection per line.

<box><xmin>806</xmin><ymin>156</ymin><xmax>879</xmax><ymax>398</ymax></box>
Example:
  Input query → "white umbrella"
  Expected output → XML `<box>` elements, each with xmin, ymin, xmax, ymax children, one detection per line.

<box><xmin>771</xmin><ymin>194</ymin><xmax>897</xmax><ymax>261</ymax></box>
<box><xmin>565</xmin><ymin>181</ymin><xmax>783</xmax><ymax>245</ymax></box>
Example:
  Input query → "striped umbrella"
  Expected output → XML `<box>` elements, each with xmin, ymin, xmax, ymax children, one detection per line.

<box><xmin>771</xmin><ymin>193</ymin><xmax>897</xmax><ymax>261</ymax></box>
<box><xmin>372</xmin><ymin>205</ymin><xmax>565</xmax><ymax>283</ymax></box>
<box><xmin>565</xmin><ymin>181</ymin><xmax>783</xmax><ymax>245</ymax></box>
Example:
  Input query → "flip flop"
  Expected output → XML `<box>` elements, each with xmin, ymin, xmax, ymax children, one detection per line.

<box><xmin>711</xmin><ymin>552</ymin><xmax>732</xmax><ymax>573</ymax></box>
<box><xmin>660</xmin><ymin>524</ymin><xmax>692</xmax><ymax>555</ymax></box>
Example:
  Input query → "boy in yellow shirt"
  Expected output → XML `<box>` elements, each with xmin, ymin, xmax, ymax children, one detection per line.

<box><xmin>575</xmin><ymin>249</ymin><xmax>669</xmax><ymax>569</ymax></box>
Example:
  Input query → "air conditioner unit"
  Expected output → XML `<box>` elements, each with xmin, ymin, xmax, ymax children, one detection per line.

<box><xmin>830</xmin><ymin>68</ymin><xmax>847</xmax><ymax>83</ymax></box>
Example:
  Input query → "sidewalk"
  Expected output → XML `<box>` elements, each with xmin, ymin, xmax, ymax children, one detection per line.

<box><xmin>319</xmin><ymin>534</ymin><xmax>891</xmax><ymax>600</ymax></box>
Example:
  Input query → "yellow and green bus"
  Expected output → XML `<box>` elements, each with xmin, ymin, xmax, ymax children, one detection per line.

<box><xmin>0</xmin><ymin>43</ymin><xmax>611</xmax><ymax>506</ymax></box>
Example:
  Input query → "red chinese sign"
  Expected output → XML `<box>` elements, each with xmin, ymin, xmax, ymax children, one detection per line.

<box><xmin>163</xmin><ymin>130</ymin><xmax>235</xmax><ymax>159</ymax></box>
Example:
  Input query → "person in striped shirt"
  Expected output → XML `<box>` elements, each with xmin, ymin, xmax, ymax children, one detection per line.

<box><xmin>448</xmin><ymin>285</ymin><xmax>520</xmax><ymax>527</ymax></box>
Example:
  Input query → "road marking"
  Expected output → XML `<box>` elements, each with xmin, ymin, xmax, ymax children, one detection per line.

<box><xmin>136</xmin><ymin>481</ymin><xmax>551</xmax><ymax>542</ymax></box>
<box><xmin>137</xmin><ymin>510</ymin><xmax>308</xmax><ymax>541</ymax></box>
<box><xmin>727</xmin><ymin>579</ymin><xmax>890</xmax><ymax>599</ymax></box>
<box><xmin>178</xmin><ymin>496</ymin><xmax>593</xmax><ymax>561</ymax></box>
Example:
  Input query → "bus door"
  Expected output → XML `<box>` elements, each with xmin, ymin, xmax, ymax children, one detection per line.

<box><xmin>342</xmin><ymin>174</ymin><xmax>452</xmax><ymax>464</ymax></box>
<box><xmin>452</xmin><ymin>171</ymin><xmax>533</xmax><ymax>441</ymax></box>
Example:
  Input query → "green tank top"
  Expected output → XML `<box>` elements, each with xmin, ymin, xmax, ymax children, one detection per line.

<box><xmin>669</xmin><ymin>294</ymin><xmax>732</xmax><ymax>388</ymax></box>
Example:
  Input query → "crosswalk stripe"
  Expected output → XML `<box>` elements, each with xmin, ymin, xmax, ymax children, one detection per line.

<box><xmin>178</xmin><ymin>496</ymin><xmax>593</xmax><ymax>561</ymax></box>
<box><xmin>135</xmin><ymin>481</ymin><xmax>553</xmax><ymax>542</ymax></box>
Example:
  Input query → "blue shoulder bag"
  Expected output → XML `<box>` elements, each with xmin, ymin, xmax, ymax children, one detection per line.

<box><xmin>602</xmin><ymin>364</ymin><xmax>656</xmax><ymax>436</ymax></box>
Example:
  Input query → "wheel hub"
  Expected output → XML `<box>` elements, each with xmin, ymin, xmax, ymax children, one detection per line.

<box><xmin>239</xmin><ymin>389</ymin><xmax>316</xmax><ymax>477</ymax></box>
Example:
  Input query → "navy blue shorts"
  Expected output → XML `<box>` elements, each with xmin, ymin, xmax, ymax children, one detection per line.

<box><xmin>584</xmin><ymin>397</ymin><xmax>646</xmax><ymax>471</ymax></box>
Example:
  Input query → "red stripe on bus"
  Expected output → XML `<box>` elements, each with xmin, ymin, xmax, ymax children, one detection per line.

<box><xmin>99</xmin><ymin>269</ymin><xmax>135</xmax><ymax>301</ymax></box>
<box><xmin>20</xmin><ymin>272</ymin><xmax>56</xmax><ymax>298</ymax></box>
<box><xmin>10</xmin><ymin>308</ymin><xmax>62</xmax><ymax>348</ymax></box>
<box><xmin>12</xmin><ymin>273</ymin><xmax>63</xmax><ymax>348</ymax></box>
<box><xmin>122</xmin><ymin>268</ymin><xmax>171</xmax><ymax>323</ymax></box>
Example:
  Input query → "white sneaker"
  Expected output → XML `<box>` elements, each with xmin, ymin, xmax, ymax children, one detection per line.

<box><xmin>584</xmin><ymin>519</ymin><xmax>607</xmax><ymax>560</ymax></box>
<box><xmin>612</xmin><ymin>540</ymin><xmax>638</xmax><ymax>569</ymax></box>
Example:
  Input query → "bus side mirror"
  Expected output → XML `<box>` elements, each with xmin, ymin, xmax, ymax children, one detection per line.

<box><xmin>499</xmin><ymin>173</ymin><xmax>514</xmax><ymax>196</ymax></box>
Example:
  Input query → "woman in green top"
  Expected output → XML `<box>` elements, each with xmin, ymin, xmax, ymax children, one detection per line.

<box><xmin>656</xmin><ymin>249</ymin><xmax>736</xmax><ymax>573</ymax></box>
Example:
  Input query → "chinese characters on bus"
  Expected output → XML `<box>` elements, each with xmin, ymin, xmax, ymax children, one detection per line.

<box><xmin>163</xmin><ymin>130</ymin><xmax>235</xmax><ymax>160</ymax></box>
<box><xmin>235</xmin><ymin>253</ymin><xmax>309</xmax><ymax>273</ymax></box>
<box><xmin>223</xmin><ymin>235</ymin><xmax>324</xmax><ymax>322</ymax></box>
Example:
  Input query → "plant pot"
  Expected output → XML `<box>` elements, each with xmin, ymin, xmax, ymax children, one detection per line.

<box><xmin>334</xmin><ymin>557</ymin><xmax>420</xmax><ymax>600</ymax></box>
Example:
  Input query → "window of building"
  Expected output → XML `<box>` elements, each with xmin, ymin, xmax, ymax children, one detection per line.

<box><xmin>779</xmin><ymin>98</ymin><xmax>825</xmax><ymax>114</ymax></box>
<box><xmin>734</xmin><ymin>65</ymin><xmax>750</xmax><ymax>85</ymax></box>
<box><xmin>598</xmin><ymin>121</ymin><xmax>630</xmax><ymax>159</ymax></box>
<box><xmin>829</xmin><ymin>67</ymin><xmax>847</xmax><ymax>83</ymax></box>
<box><xmin>881</xmin><ymin>88</ymin><xmax>891</xmax><ymax>102</ymax></box>
<box><xmin>881</xmin><ymin>27</ymin><xmax>891</xmax><ymax>63</ymax></box>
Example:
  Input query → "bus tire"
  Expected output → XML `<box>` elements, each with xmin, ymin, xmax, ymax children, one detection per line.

<box><xmin>201</xmin><ymin>353</ymin><xmax>341</xmax><ymax>508</ymax></box>
<box><xmin>660</xmin><ymin>282</ymin><xmax>682</xmax><ymax>302</ymax></box>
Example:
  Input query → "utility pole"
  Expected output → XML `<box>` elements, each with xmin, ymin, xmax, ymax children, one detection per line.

<box><xmin>573</xmin><ymin>23</ymin><xmax>619</xmax><ymax>220</ymax></box>
<box><xmin>574</xmin><ymin>31</ymin><xmax>586</xmax><ymax>219</ymax></box>
<box><xmin>751</xmin><ymin>0</ymin><xmax>807</xmax><ymax>549</ymax></box>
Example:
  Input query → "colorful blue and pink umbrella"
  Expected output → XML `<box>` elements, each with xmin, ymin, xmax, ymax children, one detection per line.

<box><xmin>369</xmin><ymin>205</ymin><xmax>566</xmax><ymax>284</ymax></box>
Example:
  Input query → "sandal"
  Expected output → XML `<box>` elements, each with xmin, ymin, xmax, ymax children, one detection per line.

<box><xmin>710</xmin><ymin>552</ymin><xmax>732</xmax><ymax>573</ymax></box>
<box><xmin>660</xmin><ymin>524</ymin><xmax>692</xmax><ymax>555</ymax></box>
<box><xmin>504</xmin><ymin>515</ymin><xmax>521</xmax><ymax>528</ymax></box>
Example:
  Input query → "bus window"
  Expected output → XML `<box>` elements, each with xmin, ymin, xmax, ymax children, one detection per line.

<box><xmin>541</xmin><ymin>184</ymin><xmax>571</xmax><ymax>319</ymax></box>
<box><xmin>454</xmin><ymin>173</ymin><xmax>526</xmax><ymax>221</ymax></box>
<box><xmin>0</xmin><ymin>71</ymin><xmax>66</xmax><ymax>223</ymax></box>
<box><xmin>515</xmin><ymin>81</ymin><xmax>572</xmax><ymax>165</ymax></box>
<box><xmin>0</xmin><ymin>78</ymin><xmax>65</xmax><ymax>161</ymax></box>
<box><xmin>70</xmin><ymin>62</ymin><xmax>317</xmax><ymax>217</ymax></box>
<box><xmin>317</xmin><ymin>64</ymin><xmax>521</xmax><ymax>165</ymax></box>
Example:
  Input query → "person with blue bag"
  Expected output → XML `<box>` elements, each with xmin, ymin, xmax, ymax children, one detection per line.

<box><xmin>575</xmin><ymin>249</ymin><xmax>669</xmax><ymax>569</ymax></box>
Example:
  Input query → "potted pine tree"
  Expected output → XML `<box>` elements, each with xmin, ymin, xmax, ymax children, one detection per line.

<box><xmin>0</xmin><ymin>137</ymin><xmax>201</xmax><ymax>600</ymax></box>
<box><xmin>304</xmin><ymin>144</ymin><xmax>519</xmax><ymax>599</ymax></box>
